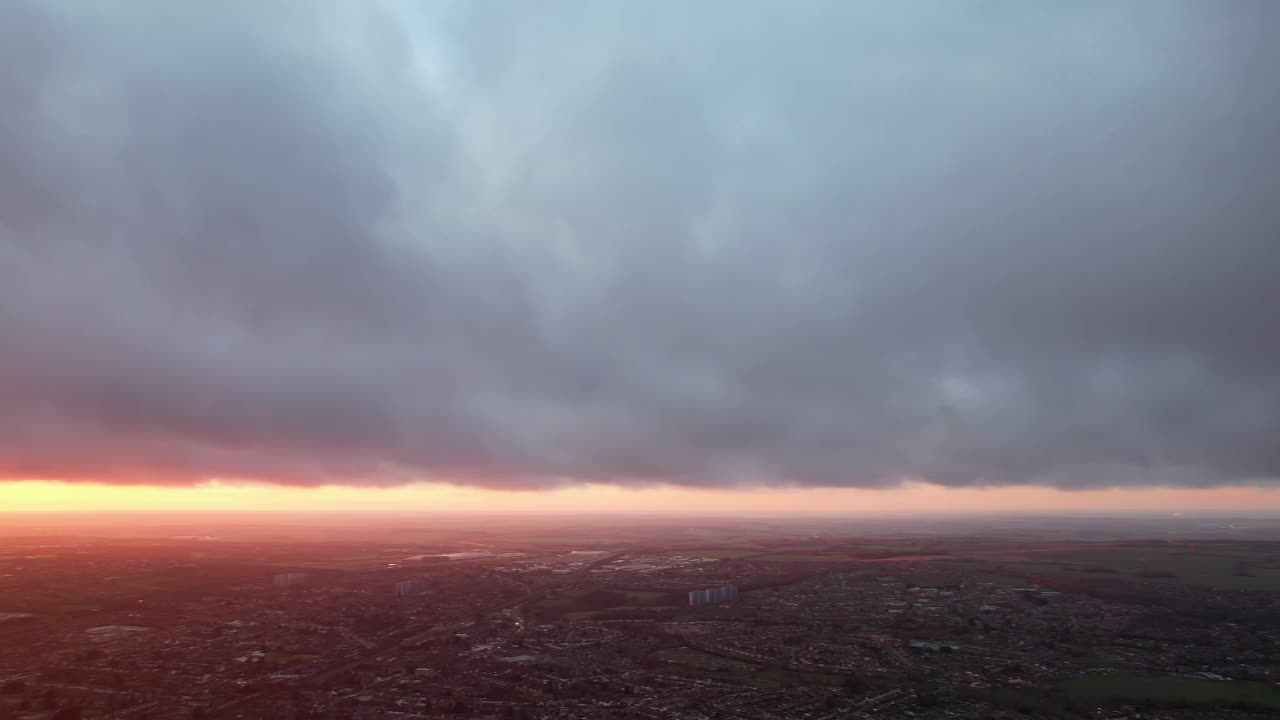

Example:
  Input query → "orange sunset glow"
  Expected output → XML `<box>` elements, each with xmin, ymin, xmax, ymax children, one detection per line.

<box><xmin>4</xmin><ymin>480</ymin><xmax>1279</xmax><ymax>515</ymax></box>
<box><xmin>2</xmin><ymin>1</ymin><xmax>1279</xmax><ymax>517</ymax></box>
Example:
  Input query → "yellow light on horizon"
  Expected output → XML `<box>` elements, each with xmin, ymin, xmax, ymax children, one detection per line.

<box><xmin>1</xmin><ymin>478</ymin><xmax>1279</xmax><ymax>514</ymax></box>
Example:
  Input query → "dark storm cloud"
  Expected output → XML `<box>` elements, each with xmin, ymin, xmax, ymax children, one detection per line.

<box><xmin>2</xmin><ymin>1</ymin><xmax>1278</xmax><ymax>490</ymax></box>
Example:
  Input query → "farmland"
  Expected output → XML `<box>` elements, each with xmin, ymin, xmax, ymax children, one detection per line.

<box><xmin>1061</xmin><ymin>674</ymin><xmax>1280</xmax><ymax>711</ymax></box>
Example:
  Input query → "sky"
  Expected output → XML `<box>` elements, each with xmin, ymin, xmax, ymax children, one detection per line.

<box><xmin>2</xmin><ymin>1</ymin><xmax>1279</xmax><ymax>514</ymax></box>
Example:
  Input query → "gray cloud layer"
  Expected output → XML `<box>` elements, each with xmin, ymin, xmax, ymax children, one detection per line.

<box><xmin>2</xmin><ymin>1</ymin><xmax>1278</xmax><ymax>490</ymax></box>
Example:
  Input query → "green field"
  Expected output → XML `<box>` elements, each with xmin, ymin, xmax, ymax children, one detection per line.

<box><xmin>50</xmin><ymin>604</ymin><xmax>99</xmax><ymax>615</ymax></box>
<box><xmin>655</xmin><ymin>647</ymin><xmax>849</xmax><ymax>688</ymax></box>
<box><xmin>663</xmin><ymin>549</ymin><xmax>760</xmax><ymax>560</ymax></box>
<box><xmin>565</xmin><ymin>606</ymin><xmax>678</xmax><ymax>620</ymax></box>
<box><xmin>757</xmin><ymin>553</ymin><xmax>856</xmax><ymax>563</ymax></box>
<box><xmin>743</xmin><ymin>668</ymin><xmax>846</xmax><ymax>689</ymax></box>
<box><xmin>1061</xmin><ymin>674</ymin><xmax>1280</xmax><ymax>711</ymax></box>
<box><xmin>537</xmin><ymin>588</ymin><xmax>668</xmax><ymax>611</ymax></box>
<box><xmin>657</xmin><ymin>647</ymin><xmax>755</xmax><ymax>671</ymax></box>
<box><xmin>974</xmin><ymin>574</ymin><xmax>1025</xmax><ymax>586</ymax></box>
<box><xmin>1001</xmin><ymin>547</ymin><xmax>1280</xmax><ymax>591</ymax></box>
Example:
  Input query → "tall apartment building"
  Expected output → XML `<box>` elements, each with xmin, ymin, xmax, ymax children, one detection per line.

<box><xmin>395</xmin><ymin>578</ymin><xmax>427</xmax><ymax>596</ymax></box>
<box><xmin>688</xmin><ymin>584</ymin><xmax>738</xmax><ymax>606</ymax></box>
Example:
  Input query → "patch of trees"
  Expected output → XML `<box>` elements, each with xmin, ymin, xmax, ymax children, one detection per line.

<box><xmin>566</xmin><ymin>590</ymin><xmax>628</xmax><ymax>611</ymax></box>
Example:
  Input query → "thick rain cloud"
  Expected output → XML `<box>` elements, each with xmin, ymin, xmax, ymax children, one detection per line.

<box><xmin>2</xmin><ymin>1</ymin><xmax>1278</xmax><ymax>490</ymax></box>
